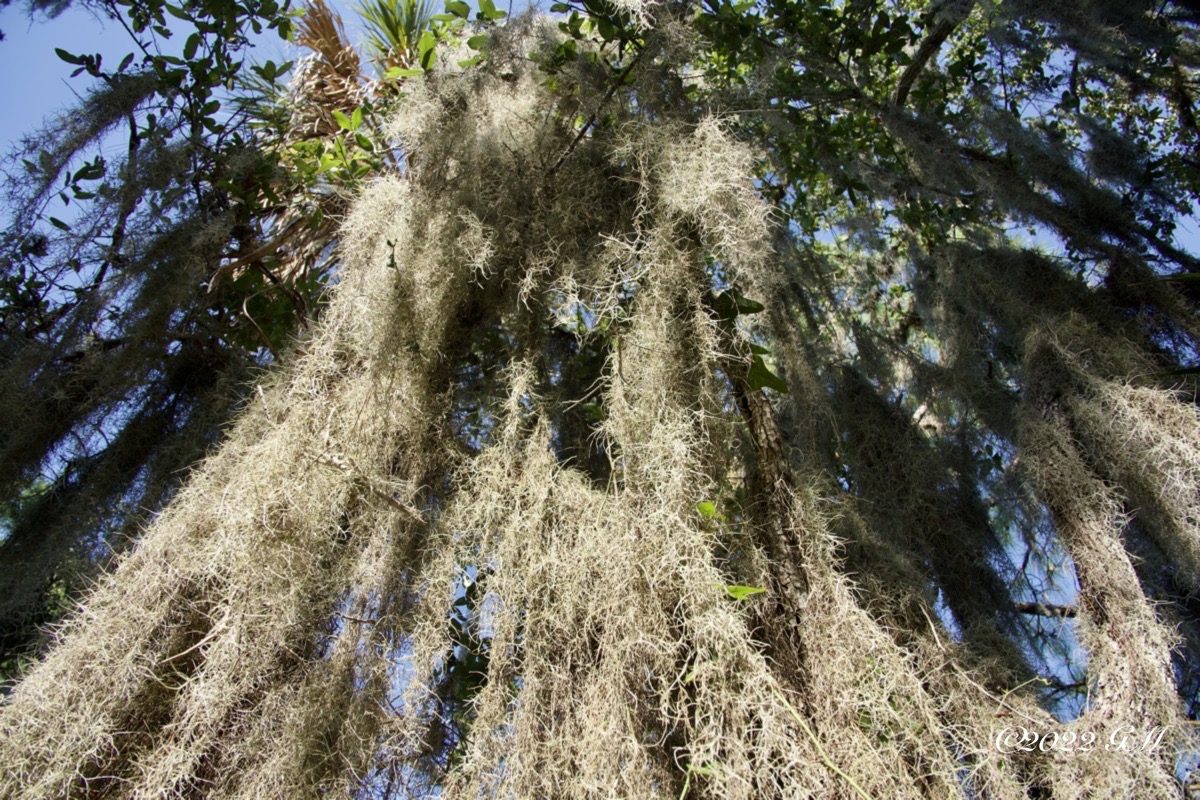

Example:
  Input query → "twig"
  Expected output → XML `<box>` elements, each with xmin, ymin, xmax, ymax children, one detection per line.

<box><xmin>773</xmin><ymin>690</ymin><xmax>876</xmax><ymax>800</ymax></box>
<box><xmin>548</xmin><ymin>49</ymin><xmax>644</xmax><ymax>176</ymax></box>
<box><xmin>314</xmin><ymin>453</ymin><xmax>427</xmax><ymax>525</ymax></box>
<box><xmin>1014</xmin><ymin>601</ymin><xmax>1077</xmax><ymax>618</ymax></box>
<box><xmin>208</xmin><ymin>218</ymin><xmax>307</xmax><ymax>292</ymax></box>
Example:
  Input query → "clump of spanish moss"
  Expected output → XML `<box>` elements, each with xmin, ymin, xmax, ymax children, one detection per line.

<box><xmin>4</xmin><ymin>7</ymin><xmax>1200</xmax><ymax>800</ymax></box>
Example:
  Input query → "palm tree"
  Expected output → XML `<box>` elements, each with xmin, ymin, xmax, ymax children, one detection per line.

<box><xmin>357</xmin><ymin>0</ymin><xmax>439</xmax><ymax>73</ymax></box>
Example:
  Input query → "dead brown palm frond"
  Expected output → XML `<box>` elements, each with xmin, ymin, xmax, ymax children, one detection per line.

<box><xmin>206</xmin><ymin>0</ymin><xmax>368</xmax><ymax>324</ymax></box>
<box><xmin>292</xmin><ymin>0</ymin><xmax>366</xmax><ymax>140</ymax></box>
<box><xmin>297</xmin><ymin>0</ymin><xmax>363</xmax><ymax>84</ymax></box>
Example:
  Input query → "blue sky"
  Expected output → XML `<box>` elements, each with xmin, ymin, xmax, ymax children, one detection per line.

<box><xmin>0</xmin><ymin>1</ymin><xmax>298</xmax><ymax>156</ymax></box>
<box><xmin>0</xmin><ymin>4</ymin><xmax>168</xmax><ymax>153</ymax></box>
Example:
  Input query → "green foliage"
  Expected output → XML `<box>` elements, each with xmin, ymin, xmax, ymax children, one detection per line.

<box><xmin>710</xmin><ymin>288</ymin><xmax>765</xmax><ymax>321</ymax></box>
<box><xmin>433</xmin><ymin>567</ymin><xmax>498</xmax><ymax>772</ymax></box>
<box><xmin>722</xmin><ymin>584</ymin><xmax>766</xmax><ymax>601</ymax></box>
<box><xmin>746</xmin><ymin>354</ymin><xmax>788</xmax><ymax>394</ymax></box>
<box><xmin>358</xmin><ymin>0</ymin><xmax>437</xmax><ymax>68</ymax></box>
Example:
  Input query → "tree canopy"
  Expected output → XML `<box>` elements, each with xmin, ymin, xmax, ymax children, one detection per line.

<box><xmin>2</xmin><ymin>0</ymin><xmax>1200</xmax><ymax>797</ymax></box>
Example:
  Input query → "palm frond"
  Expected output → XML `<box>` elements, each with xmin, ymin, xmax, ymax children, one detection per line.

<box><xmin>291</xmin><ymin>0</ymin><xmax>365</xmax><ymax>139</ymax></box>
<box><xmin>357</xmin><ymin>0</ymin><xmax>437</xmax><ymax>72</ymax></box>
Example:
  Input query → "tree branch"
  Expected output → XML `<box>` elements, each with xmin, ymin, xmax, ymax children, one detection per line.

<box><xmin>1014</xmin><ymin>601</ymin><xmax>1077</xmax><ymax>618</ymax></box>
<box><xmin>893</xmin><ymin>1</ymin><xmax>973</xmax><ymax>108</ymax></box>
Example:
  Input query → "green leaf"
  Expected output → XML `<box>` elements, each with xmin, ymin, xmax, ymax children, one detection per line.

<box><xmin>332</xmin><ymin>110</ymin><xmax>354</xmax><ymax>131</ymax></box>
<box><xmin>747</xmin><ymin>355</ymin><xmax>788</xmax><ymax>394</ymax></box>
<box><xmin>446</xmin><ymin>0</ymin><xmax>470</xmax><ymax>17</ymax></box>
<box><xmin>730</xmin><ymin>289</ymin><xmax>764</xmax><ymax>314</ymax></box>
<box><xmin>458</xmin><ymin>56</ymin><xmax>483</xmax><ymax>67</ymax></box>
<box><xmin>350</xmin><ymin>107</ymin><xmax>363</xmax><ymax>130</ymax></box>
<box><xmin>712</xmin><ymin>289</ymin><xmax>765</xmax><ymax>321</ymax></box>
<box><xmin>418</xmin><ymin>29</ymin><xmax>437</xmax><ymax>54</ymax></box>
<box><xmin>748</xmin><ymin>343</ymin><xmax>770</xmax><ymax>355</ymax></box>
<box><xmin>711</xmin><ymin>291</ymin><xmax>738</xmax><ymax>321</ymax></box>
<box><xmin>467</xmin><ymin>34</ymin><xmax>489</xmax><ymax>50</ymax></box>
<box><xmin>420</xmin><ymin>43</ymin><xmax>437</xmax><ymax>70</ymax></box>
<box><xmin>386</xmin><ymin>66</ymin><xmax>425</xmax><ymax>79</ymax></box>
<box><xmin>54</xmin><ymin>48</ymin><xmax>85</xmax><ymax>66</ymax></box>
<box><xmin>354</xmin><ymin>132</ymin><xmax>375</xmax><ymax>152</ymax></box>
<box><xmin>477</xmin><ymin>0</ymin><xmax>505</xmax><ymax>19</ymax></box>
<box><xmin>417</xmin><ymin>30</ymin><xmax>438</xmax><ymax>70</ymax></box>
<box><xmin>183</xmin><ymin>33</ymin><xmax>200</xmax><ymax>60</ymax></box>
<box><xmin>723</xmin><ymin>585</ymin><xmax>766</xmax><ymax>601</ymax></box>
<box><xmin>73</xmin><ymin>159</ymin><xmax>106</xmax><ymax>181</ymax></box>
<box><xmin>48</xmin><ymin>217</ymin><xmax>71</xmax><ymax>232</ymax></box>
<box><xmin>696</xmin><ymin>501</ymin><xmax>719</xmax><ymax>518</ymax></box>
<box><xmin>253</xmin><ymin>60</ymin><xmax>286</xmax><ymax>84</ymax></box>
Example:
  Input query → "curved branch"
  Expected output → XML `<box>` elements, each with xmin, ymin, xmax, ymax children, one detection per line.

<box><xmin>893</xmin><ymin>2</ymin><xmax>973</xmax><ymax>108</ymax></box>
